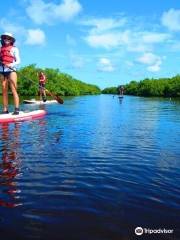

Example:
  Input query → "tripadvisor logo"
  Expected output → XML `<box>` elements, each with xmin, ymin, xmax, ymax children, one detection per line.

<box><xmin>135</xmin><ymin>227</ymin><xmax>143</xmax><ymax>235</ymax></box>
<box><xmin>135</xmin><ymin>227</ymin><xmax>174</xmax><ymax>235</ymax></box>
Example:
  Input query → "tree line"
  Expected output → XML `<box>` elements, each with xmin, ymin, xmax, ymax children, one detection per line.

<box><xmin>1</xmin><ymin>65</ymin><xmax>180</xmax><ymax>97</ymax></box>
<box><xmin>14</xmin><ymin>64</ymin><xmax>101</xmax><ymax>96</ymax></box>
<box><xmin>102</xmin><ymin>75</ymin><xmax>180</xmax><ymax>97</ymax></box>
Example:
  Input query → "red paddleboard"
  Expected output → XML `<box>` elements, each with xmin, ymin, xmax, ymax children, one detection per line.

<box><xmin>0</xmin><ymin>110</ymin><xmax>46</xmax><ymax>123</ymax></box>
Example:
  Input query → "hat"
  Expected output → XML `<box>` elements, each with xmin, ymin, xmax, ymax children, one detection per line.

<box><xmin>1</xmin><ymin>32</ymin><xmax>15</xmax><ymax>42</ymax></box>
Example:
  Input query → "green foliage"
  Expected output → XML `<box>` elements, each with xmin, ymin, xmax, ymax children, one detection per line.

<box><xmin>124</xmin><ymin>81</ymin><xmax>139</xmax><ymax>95</ymax></box>
<box><xmin>102</xmin><ymin>75</ymin><xmax>180</xmax><ymax>97</ymax></box>
<box><xmin>17</xmin><ymin>65</ymin><xmax>101</xmax><ymax>96</ymax></box>
<box><xmin>101</xmin><ymin>87</ymin><xmax>118</xmax><ymax>94</ymax></box>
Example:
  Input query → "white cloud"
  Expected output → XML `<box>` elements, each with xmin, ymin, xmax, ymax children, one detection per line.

<box><xmin>127</xmin><ymin>44</ymin><xmax>151</xmax><ymax>53</ymax></box>
<box><xmin>26</xmin><ymin>0</ymin><xmax>82</xmax><ymax>24</ymax></box>
<box><xmin>25</xmin><ymin>29</ymin><xmax>46</xmax><ymax>45</ymax></box>
<box><xmin>80</xmin><ymin>17</ymin><xmax>126</xmax><ymax>34</ymax></box>
<box><xmin>0</xmin><ymin>18</ymin><xmax>26</xmax><ymax>39</ymax></box>
<box><xmin>83</xmin><ymin>16</ymin><xmax>171</xmax><ymax>52</ymax></box>
<box><xmin>138</xmin><ymin>52</ymin><xmax>158</xmax><ymax>65</ymax></box>
<box><xmin>0</xmin><ymin>18</ymin><xmax>46</xmax><ymax>46</ymax></box>
<box><xmin>98</xmin><ymin>58</ymin><xmax>115</xmax><ymax>72</ymax></box>
<box><xmin>147</xmin><ymin>63</ymin><xmax>161</xmax><ymax>72</ymax></box>
<box><xmin>55</xmin><ymin>0</ymin><xmax>82</xmax><ymax>22</ymax></box>
<box><xmin>85</xmin><ymin>33</ymin><xmax>119</xmax><ymax>49</ymax></box>
<box><xmin>26</xmin><ymin>0</ymin><xmax>50</xmax><ymax>24</ymax></box>
<box><xmin>84</xmin><ymin>30</ymin><xmax>168</xmax><ymax>52</ymax></box>
<box><xmin>161</xmin><ymin>8</ymin><xmax>180</xmax><ymax>31</ymax></box>
<box><xmin>85</xmin><ymin>31</ymin><xmax>130</xmax><ymax>49</ymax></box>
<box><xmin>127</xmin><ymin>31</ymin><xmax>171</xmax><ymax>52</ymax></box>
<box><xmin>142</xmin><ymin>32</ymin><xmax>169</xmax><ymax>43</ymax></box>
<box><xmin>137</xmin><ymin>52</ymin><xmax>162</xmax><ymax>72</ymax></box>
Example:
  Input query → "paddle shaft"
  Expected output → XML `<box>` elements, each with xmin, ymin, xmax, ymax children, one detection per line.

<box><xmin>45</xmin><ymin>89</ymin><xmax>64</xmax><ymax>104</ymax></box>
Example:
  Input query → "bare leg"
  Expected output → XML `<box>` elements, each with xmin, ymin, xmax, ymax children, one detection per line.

<box><xmin>1</xmin><ymin>76</ymin><xmax>9</xmax><ymax>111</ymax></box>
<box><xmin>8</xmin><ymin>72</ymin><xmax>19</xmax><ymax>109</ymax></box>
<box><xmin>39</xmin><ymin>88</ymin><xmax>42</xmax><ymax>101</ymax></box>
<box><xmin>43</xmin><ymin>89</ymin><xmax>46</xmax><ymax>98</ymax></box>
<box><xmin>40</xmin><ymin>86</ymin><xmax>46</xmax><ymax>101</ymax></box>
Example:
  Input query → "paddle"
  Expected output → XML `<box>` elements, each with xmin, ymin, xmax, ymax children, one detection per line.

<box><xmin>45</xmin><ymin>89</ymin><xmax>64</xmax><ymax>104</ymax></box>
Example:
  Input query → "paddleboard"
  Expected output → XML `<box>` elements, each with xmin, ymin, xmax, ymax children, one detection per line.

<box><xmin>0</xmin><ymin>110</ymin><xmax>46</xmax><ymax>123</ymax></box>
<box><xmin>23</xmin><ymin>99</ymin><xmax>57</xmax><ymax>104</ymax></box>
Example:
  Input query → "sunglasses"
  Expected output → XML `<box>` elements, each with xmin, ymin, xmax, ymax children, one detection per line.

<box><xmin>2</xmin><ymin>37</ymin><xmax>12</xmax><ymax>40</ymax></box>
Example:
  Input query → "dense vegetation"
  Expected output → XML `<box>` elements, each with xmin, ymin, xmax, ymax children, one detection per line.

<box><xmin>101</xmin><ymin>87</ymin><xmax>118</xmax><ymax>94</ymax></box>
<box><xmin>1</xmin><ymin>65</ymin><xmax>180</xmax><ymax>98</ymax></box>
<box><xmin>102</xmin><ymin>75</ymin><xmax>180</xmax><ymax>97</ymax></box>
<box><xmin>16</xmin><ymin>64</ymin><xmax>101</xmax><ymax>96</ymax></box>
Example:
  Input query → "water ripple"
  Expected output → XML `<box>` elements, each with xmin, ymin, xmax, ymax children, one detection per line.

<box><xmin>0</xmin><ymin>95</ymin><xmax>179</xmax><ymax>239</ymax></box>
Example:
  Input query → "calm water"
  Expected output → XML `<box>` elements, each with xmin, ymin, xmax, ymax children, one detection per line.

<box><xmin>0</xmin><ymin>95</ymin><xmax>180</xmax><ymax>240</ymax></box>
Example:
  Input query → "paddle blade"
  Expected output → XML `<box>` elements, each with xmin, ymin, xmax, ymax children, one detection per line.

<box><xmin>45</xmin><ymin>89</ymin><xmax>64</xmax><ymax>104</ymax></box>
<box><xmin>55</xmin><ymin>95</ymin><xmax>64</xmax><ymax>104</ymax></box>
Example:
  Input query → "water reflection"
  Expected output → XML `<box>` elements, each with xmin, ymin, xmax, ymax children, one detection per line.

<box><xmin>0</xmin><ymin>123</ymin><xmax>22</xmax><ymax>208</ymax></box>
<box><xmin>118</xmin><ymin>96</ymin><xmax>123</xmax><ymax>104</ymax></box>
<box><xmin>0</xmin><ymin>95</ymin><xmax>179</xmax><ymax>239</ymax></box>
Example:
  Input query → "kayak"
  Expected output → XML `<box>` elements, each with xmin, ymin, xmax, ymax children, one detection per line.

<box><xmin>0</xmin><ymin>110</ymin><xmax>46</xmax><ymax>123</ymax></box>
<box><xmin>23</xmin><ymin>99</ymin><xmax>57</xmax><ymax>104</ymax></box>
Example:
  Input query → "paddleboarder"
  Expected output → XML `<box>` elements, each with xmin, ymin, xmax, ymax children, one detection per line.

<box><xmin>118</xmin><ymin>85</ymin><xmax>124</xmax><ymax>96</ymax></box>
<box><xmin>38</xmin><ymin>71</ymin><xmax>47</xmax><ymax>102</ymax></box>
<box><xmin>0</xmin><ymin>32</ymin><xmax>20</xmax><ymax>115</ymax></box>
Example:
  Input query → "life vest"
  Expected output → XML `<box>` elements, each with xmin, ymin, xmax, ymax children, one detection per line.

<box><xmin>0</xmin><ymin>45</ymin><xmax>15</xmax><ymax>65</ymax></box>
<box><xmin>39</xmin><ymin>73</ymin><xmax>46</xmax><ymax>83</ymax></box>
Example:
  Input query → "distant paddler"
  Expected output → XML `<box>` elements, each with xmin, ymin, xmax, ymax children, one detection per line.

<box><xmin>118</xmin><ymin>85</ymin><xmax>124</xmax><ymax>97</ymax></box>
<box><xmin>38</xmin><ymin>71</ymin><xmax>47</xmax><ymax>102</ymax></box>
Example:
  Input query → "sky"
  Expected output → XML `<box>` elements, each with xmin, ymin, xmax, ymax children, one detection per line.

<box><xmin>0</xmin><ymin>0</ymin><xmax>180</xmax><ymax>89</ymax></box>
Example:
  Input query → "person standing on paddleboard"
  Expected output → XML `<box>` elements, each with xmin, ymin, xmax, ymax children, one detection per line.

<box><xmin>118</xmin><ymin>85</ymin><xmax>124</xmax><ymax>96</ymax></box>
<box><xmin>38</xmin><ymin>71</ymin><xmax>47</xmax><ymax>102</ymax></box>
<box><xmin>0</xmin><ymin>32</ymin><xmax>20</xmax><ymax>115</ymax></box>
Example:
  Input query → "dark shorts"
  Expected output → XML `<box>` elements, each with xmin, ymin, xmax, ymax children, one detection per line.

<box><xmin>0</xmin><ymin>71</ymin><xmax>16</xmax><ymax>77</ymax></box>
<box><xmin>39</xmin><ymin>82</ymin><xmax>45</xmax><ymax>90</ymax></box>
